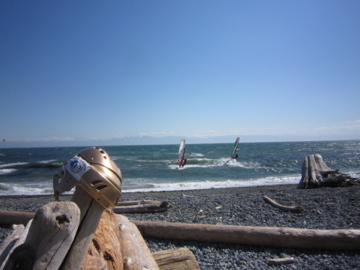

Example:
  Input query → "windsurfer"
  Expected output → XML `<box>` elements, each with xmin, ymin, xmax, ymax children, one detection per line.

<box><xmin>181</xmin><ymin>158</ymin><xmax>187</xmax><ymax>167</ymax></box>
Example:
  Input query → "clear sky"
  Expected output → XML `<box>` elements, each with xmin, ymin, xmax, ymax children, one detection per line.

<box><xmin>1</xmin><ymin>1</ymin><xmax>359</xmax><ymax>148</ymax></box>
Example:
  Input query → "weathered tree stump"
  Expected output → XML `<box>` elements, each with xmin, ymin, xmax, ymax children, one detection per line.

<box><xmin>297</xmin><ymin>154</ymin><xmax>359</xmax><ymax>189</ymax></box>
<box><xmin>1</xmin><ymin>201</ymin><xmax>80</xmax><ymax>270</ymax></box>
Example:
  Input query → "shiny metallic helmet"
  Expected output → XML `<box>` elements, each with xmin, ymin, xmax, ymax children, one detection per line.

<box><xmin>53</xmin><ymin>147</ymin><xmax>122</xmax><ymax>210</ymax></box>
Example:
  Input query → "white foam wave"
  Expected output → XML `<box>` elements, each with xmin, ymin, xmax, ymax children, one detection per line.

<box><xmin>38</xmin><ymin>159</ymin><xmax>57</xmax><ymax>164</ymax></box>
<box><xmin>0</xmin><ymin>185</ymin><xmax>52</xmax><ymax>196</ymax></box>
<box><xmin>123</xmin><ymin>176</ymin><xmax>300</xmax><ymax>193</ymax></box>
<box><xmin>188</xmin><ymin>153</ymin><xmax>204</xmax><ymax>157</ymax></box>
<box><xmin>0</xmin><ymin>168</ymin><xmax>17</xmax><ymax>175</ymax></box>
<box><xmin>0</xmin><ymin>162</ymin><xmax>29</xmax><ymax>168</ymax></box>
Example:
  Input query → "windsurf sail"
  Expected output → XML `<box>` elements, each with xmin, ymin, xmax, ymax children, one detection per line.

<box><xmin>231</xmin><ymin>137</ymin><xmax>240</xmax><ymax>159</ymax></box>
<box><xmin>178</xmin><ymin>139</ymin><xmax>186</xmax><ymax>167</ymax></box>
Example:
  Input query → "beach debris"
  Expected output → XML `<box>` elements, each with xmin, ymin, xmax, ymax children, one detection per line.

<box><xmin>263</xmin><ymin>195</ymin><xmax>304</xmax><ymax>213</ymax></box>
<box><xmin>266</xmin><ymin>257</ymin><xmax>295</xmax><ymax>266</ymax></box>
<box><xmin>0</xmin><ymin>224</ymin><xmax>24</xmax><ymax>266</ymax></box>
<box><xmin>114</xmin><ymin>200</ymin><xmax>170</xmax><ymax>213</ymax></box>
<box><xmin>193</xmin><ymin>209</ymin><xmax>206</xmax><ymax>222</ymax></box>
<box><xmin>1</xmin><ymin>201</ymin><xmax>80</xmax><ymax>270</ymax></box>
<box><xmin>0</xmin><ymin>210</ymin><xmax>35</xmax><ymax>226</ymax></box>
<box><xmin>117</xmin><ymin>214</ymin><xmax>159</xmax><ymax>270</ymax></box>
<box><xmin>152</xmin><ymin>247</ymin><xmax>201</xmax><ymax>270</ymax></box>
<box><xmin>298</xmin><ymin>154</ymin><xmax>360</xmax><ymax>189</ymax></box>
<box><xmin>133</xmin><ymin>219</ymin><xmax>360</xmax><ymax>250</ymax></box>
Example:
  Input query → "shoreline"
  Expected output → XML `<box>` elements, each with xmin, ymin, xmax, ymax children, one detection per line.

<box><xmin>0</xmin><ymin>183</ymin><xmax>299</xmax><ymax>199</ymax></box>
<box><xmin>1</xmin><ymin>184</ymin><xmax>360</xmax><ymax>269</ymax></box>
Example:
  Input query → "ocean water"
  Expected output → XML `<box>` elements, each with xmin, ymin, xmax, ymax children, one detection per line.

<box><xmin>0</xmin><ymin>140</ymin><xmax>359</xmax><ymax>196</ymax></box>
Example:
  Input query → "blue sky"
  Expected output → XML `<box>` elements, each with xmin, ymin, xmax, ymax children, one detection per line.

<box><xmin>1</xmin><ymin>1</ymin><xmax>359</xmax><ymax>148</ymax></box>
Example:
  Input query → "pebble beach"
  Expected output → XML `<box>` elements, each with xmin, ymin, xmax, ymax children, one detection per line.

<box><xmin>1</xmin><ymin>184</ymin><xmax>360</xmax><ymax>269</ymax></box>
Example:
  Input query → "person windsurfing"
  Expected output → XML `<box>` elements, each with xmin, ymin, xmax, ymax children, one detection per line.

<box><xmin>177</xmin><ymin>139</ymin><xmax>186</xmax><ymax>168</ymax></box>
<box><xmin>231</xmin><ymin>137</ymin><xmax>240</xmax><ymax>160</ymax></box>
<box><xmin>225</xmin><ymin>137</ymin><xmax>240</xmax><ymax>165</ymax></box>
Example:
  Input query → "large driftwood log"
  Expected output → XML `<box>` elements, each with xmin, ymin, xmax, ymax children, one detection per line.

<box><xmin>132</xmin><ymin>220</ymin><xmax>360</xmax><ymax>250</ymax></box>
<box><xmin>298</xmin><ymin>154</ymin><xmax>359</xmax><ymax>189</ymax></box>
<box><xmin>1</xmin><ymin>202</ymin><xmax>80</xmax><ymax>270</ymax></box>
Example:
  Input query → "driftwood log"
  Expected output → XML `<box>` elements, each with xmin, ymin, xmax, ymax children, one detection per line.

<box><xmin>266</xmin><ymin>257</ymin><xmax>295</xmax><ymax>266</ymax></box>
<box><xmin>133</xmin><ymin>220</ymin><xmax>360</xmax><ymax>250</ymax></box>
<box><xmin>152</xmin><ymin>248</ymin><xmax>200</xmax><ymax>270</ymax></box>
<box><xmin>263</xmin><ymin>195</ymin><xmax>304</xmax><ymax>213</ymax></box>
<box><xmin>298</xmin><ymin>154</ymin><xmax>359</xmax><ymax>189</ymax></box>
<box><xmin>0</xmin><ymin>200</ymin><xmax>169</xmax><ymax>227</ymax></box>
<box><xmin>114</xmin><ymin>200</ymin><xmax>169</xmax><ymax>213</ymax></box>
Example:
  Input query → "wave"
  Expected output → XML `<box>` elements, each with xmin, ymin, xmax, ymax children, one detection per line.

<box><xmin>123</xmin><ymin>176</ymin><xmax>300</xmax><ymax>193</ymax></box>
<box><xmin>168</xmin><ymin>158</ymin><xmax>261</xmax><ymax>169</ymax></box>
<box><xmin>0</xmin><ymin>162</ymin><xmax>29</xmax><ymax>168</ymax></box>
<box><xmin>0</xmin><ymin>168</ymin><xmax>18</xmax><ymax>176</ymax></box>
<box><xmin>0</xmin><ymin>182</ymin><xmax>55</xmax><ymax>196</ymax></box>
<box><xmin>0</xmin><ymin>160</ymin><xmax>63</xmax><ymax>170</ymax></box>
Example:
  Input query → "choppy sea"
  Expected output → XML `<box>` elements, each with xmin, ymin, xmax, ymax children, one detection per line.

<box><xmin>0</xmin><ymin>140</ymin><xmax>359</xmax><ymax>196</ymax></box>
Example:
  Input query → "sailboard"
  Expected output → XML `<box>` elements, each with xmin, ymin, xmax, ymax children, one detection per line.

<box><xmin>177</xmin><ymin>139</ymin><xmax>187</xmax><ymax>168</ymax></box>
<box><xmin>231</xmin><ymin>137</ymin><xmax>240</xmax><ymax>159</ymax></box>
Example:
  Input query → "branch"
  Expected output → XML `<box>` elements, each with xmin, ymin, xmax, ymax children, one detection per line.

<box><xmin>263</xmin><ymin>196</ymin><xmax>304</xmax><ymax>213</ymax></box>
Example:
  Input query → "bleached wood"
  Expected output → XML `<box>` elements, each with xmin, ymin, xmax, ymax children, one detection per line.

<box><xmin>60</xmin><ymin>188</ymin><xmax>105</xmax><ymax>270</ymax></box>
<box><xmin>267</xmin><ymin>257</ymin><xmax>295</xmax><ymax>265</ymax></box>
<box><xmin>81</xmin><ymin>210</ymin><xmax>123</xmax><ymax>270</ymax></box>
<box><xmin>298</xmin><ymin>154</ymin><xmax>359</xmax><ymax>189</ymax></box>
<box><xmin>263</xmin><ymin>196</ymin><xmax>303</xmax><ymax>213</ymax></box>
<box><xmin>0</xmin><ymin>220</ymin><xmax>32</xmax><ymax>270</ymax></box>
<box><xmin>113</xmin><ymin>200</ymin><xmax>169</xmax><ymax>213</ymax></box>
<box><xmin>26</xmin><ymin>201</ymin><xmax>80</xmax><ymax>270</ymax></box>
<box><xmin>152</xmin><ymin>248</ymin><xmax>200</xmax><ymax>270</ymax></box>
<box><xmin>133</xmin><ymin>220</ymin><xmax>360</xmax><ymax>250</ymax></box>
<box><xmin>0</xmin><ymin>225</ymin><xmax>24</xmax><ymax>267</ymax></box>
<box><xmin>2</xmin><ymin>202</ymin><xmax>80</xmax><ymax>270</ymax></box>
<box><xmin>116</xmin><ymin>214</ymin><xmax>159</xmax><ymax>270</ymax></box>
<box><xmin>117</xmin><ymin>200</ymin><xmax>163</xmax><ymax>206</ymax></box>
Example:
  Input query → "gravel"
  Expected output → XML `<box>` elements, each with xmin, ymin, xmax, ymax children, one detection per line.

<box><xmin>1</xmin><ymin>184</ymin><xmax>360</xmax><ymax>269</ymax></box>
